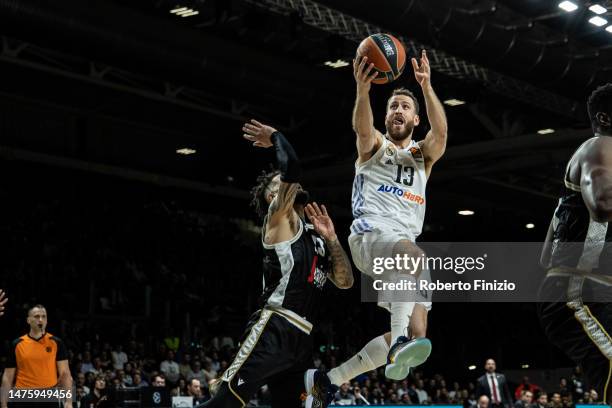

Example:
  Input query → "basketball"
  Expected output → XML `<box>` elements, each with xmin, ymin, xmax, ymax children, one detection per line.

<box><xmin>357</xmin><ymin>33</ymin><xmax>406</xmax><ymax>84</ymax></box>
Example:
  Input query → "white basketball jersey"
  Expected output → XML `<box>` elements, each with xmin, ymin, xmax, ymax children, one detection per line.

<box><xmin>351</xmin><ymin>137</ymin><xmax>427</xmax><ymax>240</ymax></box>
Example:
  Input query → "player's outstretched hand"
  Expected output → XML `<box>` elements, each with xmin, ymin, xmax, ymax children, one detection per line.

<box><xmin>305</xmin><ymin>202</ymin><xmax>337</xmax><ymax>242</ymax></box>
<box><xmin>353</xmin><ymin>56</ymin><xmax>378</xmax><ymax>94</ymax></box>
<box><xmin>0</xmin><ymin>289</ymin><xmax>7</xmax><ymax>317</ymax></box>
<box><xmin>412</xmin><ymin>49</ymin><xmax>431</xmax><ymax>88</ymax></box>
<box><xmin>242</xmin><ymin>119</ymin><xmax>276</xmax><ymax>148</ymax></box>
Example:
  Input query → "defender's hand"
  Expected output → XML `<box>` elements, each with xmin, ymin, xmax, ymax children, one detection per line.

<box><xmin>412</xmin><ymin>49</ymin><xmax>431</xmax><ymax>88</ymax></box>
<box><xmin>353</xmin><ymin>56</ymin><xmax>378</xmax><ymax>94</ymax></box>
<box><xmin>242</xmin><ymin>119</ymin><xmax>276</xmax><ymax>148</ymax></box>
<box><xmin>305</xmin><ymin>202</ymin><xmax>337</xmax><ymax>242</ymax></box>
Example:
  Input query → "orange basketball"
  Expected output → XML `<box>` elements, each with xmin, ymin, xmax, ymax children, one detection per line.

<box><xmin>357</xmin><ymin>33</ymin><xmax>406</xmax><ymax>84</ymax></box>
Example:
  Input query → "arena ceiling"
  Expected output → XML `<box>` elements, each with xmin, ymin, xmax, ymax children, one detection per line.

<box><xmin>0</xmin><ymin>0</ymin><xmax>609</xmax><ymax>237</ymax></box>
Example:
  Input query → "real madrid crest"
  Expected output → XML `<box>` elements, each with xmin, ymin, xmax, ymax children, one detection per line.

<box><xmin>386</xmin><ymin>146</ymin><xmax>395</xmax><ymax>156</ymax></box>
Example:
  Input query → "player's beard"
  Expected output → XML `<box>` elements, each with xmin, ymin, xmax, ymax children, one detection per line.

<box><xmin>386</xmin><ymin>121</ymin><xmax>414</xmax><ymax>142</ymax></box>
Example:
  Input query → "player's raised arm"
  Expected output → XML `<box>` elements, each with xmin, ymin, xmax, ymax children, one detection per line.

<box><xmin>580</xmin><ymin>137</ymin><xmax>612</xmax><ymax>222</ymax></box>
<box><xmin>305</xmin><ymin>202</ymin><xmax>354</xmax><ymax>289</ymax></box>
<box><xmin>414</xmin><ymin>50</ymin><xmax>448</xmax><ymax>175</ymax></box>
<box><xmin>243</xmin><ymin>120</ymin><xmax>300</xmax><ymax>218</ymax></box>
<box><xmin>353</xmin><ymin>56</ymin><xmax>384</xmax><ymax>163</ymax></box>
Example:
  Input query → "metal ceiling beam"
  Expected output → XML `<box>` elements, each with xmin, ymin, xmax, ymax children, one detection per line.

<box><xmin>467</xmin><ymin>104</ymin><xmax>503</xmax><ymax>139</ymax></box>
<box><xmin>0</xmin><ymin>145</ymin><xmax>250</xmax><ymax>199</ymax></box>
<box><xmin>0</xmin><ymin>36</ymin><xmax>301</xmax><ymax>132</ymax></box>
<box><xmin>246</xmin><ymin>0</ymin><xmax>584</xmax><ymax>121</ymax></box>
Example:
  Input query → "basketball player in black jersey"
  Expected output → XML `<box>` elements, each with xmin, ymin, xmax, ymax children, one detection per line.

<box><xmin>539</xmin><ymin>83</ymin><xmax>612</xmax><ymax>405</ymax></box>
<box><xmin>199</xmin><ymin>120</ymin><xmax>354</xmax><ymax>408</ymax></box>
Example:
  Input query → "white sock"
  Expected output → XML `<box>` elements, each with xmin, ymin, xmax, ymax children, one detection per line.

<box><xmin>390</xmin><ymin>302</ymin><xmax>414</xmax><ymax>344</ymax></box>
<box><xmin>327</xmin><ymin>335</ymin><xmax>390</xmax><ymax>386</ymax></box>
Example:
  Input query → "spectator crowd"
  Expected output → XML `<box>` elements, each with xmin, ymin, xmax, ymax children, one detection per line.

<box><xmin>1</xmin><ymin>330</ymin><xmax>603</xmax><ymax>407</ymax></box>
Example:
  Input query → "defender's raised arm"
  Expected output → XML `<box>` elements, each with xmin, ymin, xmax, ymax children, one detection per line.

<box><xmin>243</xmin><ymin>120</ymin><xmax>301</xmax><ymax>219</ymax></box>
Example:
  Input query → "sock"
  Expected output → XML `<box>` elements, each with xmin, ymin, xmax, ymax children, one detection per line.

<box><xmin>390</xmin><ymin>302</ymin><xmax>414</xmax><ymax>344</ymax></box>
<box><xmin>327</xmin><ymin>335</ymin><xmax>390</xmax><ymax>386</ymax></box>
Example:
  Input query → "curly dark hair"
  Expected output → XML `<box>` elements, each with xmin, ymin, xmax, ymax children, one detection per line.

<box><xmin>250</xmin><ymin>170</ymin><xmax>280</xmax><ymax>220</ymax></box>
<box><xmin>587</xmin><ymin>83</ymin><xmax>612</xmax><ymax>132</ymax></box>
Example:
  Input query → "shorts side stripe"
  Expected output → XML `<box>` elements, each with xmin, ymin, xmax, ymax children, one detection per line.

<box><xmin>566</xmin><ymin>277</ymin><xmax>612</xmax><ymax>399</ymax></box>
<box><xmin>587</xmin><ymin>305</ymin><xmax>612</xmax><ymax>344</ymax></box>
<box><xmin>605</xmin><ymin>360</ymin><xmax>611</xmax><ymax>403</ymax></box>
<box><xmin>228</xmin><ymin>380</ymin><xmax>246</xmax><ymax>407</ymax></box>
<box><xmin>221</xmin><ymin>309</ymin><xmax>273</xmax><ymax>383</ymax></box>
<box><xmin>570</xmin><ymin>304</ymin><xmax>612</xmax><ymax>360</ymax></box>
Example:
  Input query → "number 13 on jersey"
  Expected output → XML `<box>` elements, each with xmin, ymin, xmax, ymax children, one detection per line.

<box><xmin>394</xmin><ymin>164</ymin><xmax>414</xmax><ymax>186</ymax></box>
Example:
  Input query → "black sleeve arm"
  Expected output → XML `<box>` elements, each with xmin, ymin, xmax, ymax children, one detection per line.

<box><xmin>6</xmin><ymin>351</ymin><xmax>16</xmax><ymax>368</ymax></box>
<box><xmin>272</xmin><ymin>131</ymin><xmax>301</xmax><ymax>183</ymax></box>
<box><xmin>52</xmin><ymin>336</ymin><xmax>68</xmax><ymax>361</ymax></box>
<box><xmin>6</xmin><ymin>339</ymin><xmax>20</xmax><ymax>368</ymax></box>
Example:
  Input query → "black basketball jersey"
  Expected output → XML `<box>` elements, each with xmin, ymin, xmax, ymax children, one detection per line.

<box><xmin>259</xmin><ymin>218</ymin><xmax>330</xmax><ymax>326</ymax></box>
<box><xmin>548</xmin><ymin>142</ymin><xmax>612</xmax><ymax>274</ymax></box>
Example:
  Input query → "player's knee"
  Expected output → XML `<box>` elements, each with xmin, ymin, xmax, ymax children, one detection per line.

<box><xmin>392</xmin><ymin>240</ymin><xmax>426</xmax><ymax>277</ymax></box>
<box><xmin>393</xmin><ymin>240</ymin><xmax>425</xmax><ymax>258</ymax></box>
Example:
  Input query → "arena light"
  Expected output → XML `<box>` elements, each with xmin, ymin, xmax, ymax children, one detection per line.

<box><xmin>181</xmin><ymin>11</ymin><xmax>200</xmax><ymax>17</ymax></box>
<box><xmin>324</xmin><ymin>59</ymin><xmax>350</xmax><ymax>68</ymax></box>
<box><xmin>170</xmin><ymin>7</ymin><xmax>188</xmax><ymax>13</ymax></box>
<box><xmin>589</xmin><ymin>16</ymin><xmax>608</xmax><ymax>26</ymax></box>
<box><xmin>444</xmin><ymin>99</ymin><xmax>466</xmax><ymax>106</ymax></box>
<box><xmin>458</xmin><ymin>210</ymin><xmax>475</xmax><ymax>216</ymax></box>
<box><xmin>468</xmin><ymin>365</ymin><xmax>476</xmax><ymax>370</ymax></box>
<box><xmin>170</xmin><ymin>7</ymin><xmax>199</xmax><ymax>17</ymax></box>
<box><xmin>176</xmin><ymin>148</ymin><xmax>196</xmax><ymax>155</ymax></box>
<box><xmin>537</xmin><ymin>128</ymin><xmax>555</xmax><ymax>135</ymax></box>
<box><xmin>606</xmin><ymin>25</ymin><xmax>612</xmax><ymax>33</ymax></box>
<box><xmin>526</xmin><ymin>223</ymin><xmax>535</xmax><ymax>229</ymax></box>
<box><xmin>589</xmin><ymin>4</ymin><xmax>607</xmax><ymax>14</ymax></box>
<box><xmin>521</xmin><ymin>364</ymin><xmax>530</xmax><ymax>369</ymax></box>
<box><xmin>558</xmin><ymin>1</ymin><xmax>578</xmax><ymax>12</ymax></box>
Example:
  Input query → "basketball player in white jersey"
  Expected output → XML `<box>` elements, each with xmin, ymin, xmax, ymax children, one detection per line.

<box><xmin>305</xmin><ymin>50</ymin><xmax>447</xmax><ymax>407</ymax></box>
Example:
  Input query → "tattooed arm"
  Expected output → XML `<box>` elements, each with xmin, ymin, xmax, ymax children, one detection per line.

<box><xmin>325</xmin><ymin>236</ymin><xmax>354</xmax><ymax>289</ymax></box>
<box><xmin>305</xmin><ymin>203</ymin><xmax>354</xmax><ymax>289</ymax></box>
